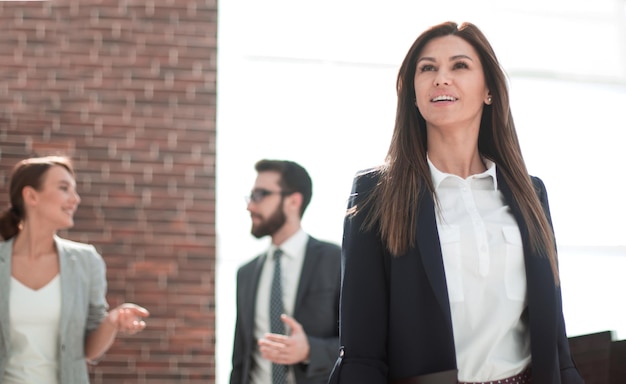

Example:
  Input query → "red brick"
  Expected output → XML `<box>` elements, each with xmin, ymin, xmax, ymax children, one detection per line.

<box><xmin>0</xmin><ymin>1</ymin><xmax>216</xmax><ymax>382</ymax></box>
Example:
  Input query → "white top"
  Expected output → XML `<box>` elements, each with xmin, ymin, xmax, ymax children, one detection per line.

<box><xmin>5</xmin><ymin>275</ymin><xmax>62</xmax><ymax>384</ymax></box>
<box><xmin>428</xmin><ymin>158</ymin><xmax>531</xmax><ymax>382</ymax></box>
<box><xmin>251</xmin><ymin>228</ymin><xmax>308</xmax><ymax>384</ymax></box>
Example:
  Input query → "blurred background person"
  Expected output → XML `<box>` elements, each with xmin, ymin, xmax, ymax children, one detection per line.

<box><xmin>0</xmin><ymin>155</ymin><xmax>150</xmax><ymax>384</ymax></box>
<box><xmin>230</xmin><ymin>159</ymin><xmax>341</xmax><ymax>384</ymax></box>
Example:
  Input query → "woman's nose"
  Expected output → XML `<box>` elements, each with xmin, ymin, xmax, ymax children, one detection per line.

<box><xmin>434</xmin><ymin>70</ymin><xmax>450</xmax><ymax>86</ymax></box>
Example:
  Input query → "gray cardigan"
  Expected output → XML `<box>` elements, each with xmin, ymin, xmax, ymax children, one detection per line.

<box><xmin>0</xmin><ymin>236</ymin><xmax>109</xmax><ymax>383</ymax></box>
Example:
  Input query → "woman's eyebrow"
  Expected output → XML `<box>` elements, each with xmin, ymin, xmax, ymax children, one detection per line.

<box><xmin>450</xmin><ymin>54</ymin><xmax>473</xmax><ymax>61</ymax></box>
<box><xmin>417</xmin><ymin>54</ymin><xmax>474</xmax><ymax>64</ymax></box>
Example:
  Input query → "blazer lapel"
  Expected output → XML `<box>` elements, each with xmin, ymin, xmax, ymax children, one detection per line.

<box><xmin>497</xmin><ymin>171</ymin><xmax>557</xmax><ymax>380</ymax></box>
<box><xmin>243</xmin><ymin>254</ymin><xmax>265</xmax><ymax>338</ymax></box>
<box><xmin>56</xmin><ymin>237</ymin><xmax>78</xmax><ymax>341</ymax></box>
<box><xmin>415</xmin><ymin>188</ymin><xmax>453</xmax><ymax>329</ymax></box>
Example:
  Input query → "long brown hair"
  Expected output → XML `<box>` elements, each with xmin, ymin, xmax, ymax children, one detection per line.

<box><xmin>355</xmin><ymin>21</ymin><xmax>559</xmax><ymax>284</ymax></box>
<box><xmin>0</xmin><ymin>155</ymin><xmax>75</xmax><ymax>240</ymax></box>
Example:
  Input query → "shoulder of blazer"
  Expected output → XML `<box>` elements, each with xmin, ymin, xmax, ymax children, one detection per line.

<box><xmin>236</xmin><ymin>253</ymin><xmax>265</xmax><ymax>280</ymax></box>
<box><xmin>496</xmin><ymin>170</ymin><xmax>547</xmax><ymax>204</ymax></box>
<box><xmin>529</xmin><ymin>176</ymin><xmax>554</xmax><ymax>228</ymax></box>
<box><xmin>352</xmin><ymin>167</ymin><xmax>381</xmax><ymax>191</ymax></box>
<box><xmin>0</xmin><ymin>239</ymin><xmax>13</xmax><ymax>264</ymax></box>
<box><xmin>305</xmin><ymin>236</ymin><xmax>340</xmax><ymax>256</ymax></box>
<box><xmin>530</xmin><ymin>176</ymin><xmax>547</xmax><ymax>203</ymax></box>
<box><xmin>54</xmin><ymin>236</ymin><xmax>104</xmax><ymax>272</ymax></box>
<box><xmin>0</xmin><ymin>239</ymin><xmax>14</xmax><ymax>328</ymax></box>
<box><xmin>54</xmin><ymin>235</ymin><xmax>97</xmax><ymax>253</ymax></box>
<box><xmin>346</xmin><ymin>168</ymin><xmax>383</xmax><ymax>215</ymax></box>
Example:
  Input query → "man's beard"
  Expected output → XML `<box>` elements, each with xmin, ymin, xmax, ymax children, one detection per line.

<box><xmin>251</xmin><ymin>204</ymin><xmax>287</xmax><ymax>238</ymax></box>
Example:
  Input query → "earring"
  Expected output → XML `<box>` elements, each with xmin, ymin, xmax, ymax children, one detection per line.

<box><xmin>487</xmin><ymin>96</ymin><xmax>492</xmax><ymax>104</ymax></box>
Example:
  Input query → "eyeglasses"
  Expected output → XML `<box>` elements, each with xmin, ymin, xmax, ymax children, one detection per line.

<box><xmin>245</xmin><ymin>188</ymin><xmax>291</xmax><ymax>204</ymax></box>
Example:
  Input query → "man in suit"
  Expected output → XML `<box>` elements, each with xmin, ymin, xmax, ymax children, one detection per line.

<box><xmin>230</xmin><ymin>159</ymin><xmax>341</xmax><ymax>384</ymax></box>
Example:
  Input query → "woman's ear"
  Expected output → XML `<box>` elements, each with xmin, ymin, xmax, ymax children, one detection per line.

<box><xmin>22</xmin><ymin>186</ymin><xmax>38</xmax><ymax>207</ymax></box>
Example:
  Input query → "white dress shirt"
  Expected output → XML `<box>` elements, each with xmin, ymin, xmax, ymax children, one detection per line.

<box><xmin>5</xmin><ymin>275</ymin><xmax>61</xmax><ymax>384</ymax></box>
<box><xmin>251</xmin><ymin>228</ymin><xmax>308</xmax><ymax>384</ymax></box>
<box><xmin>428</xmin><ymin>157</ymin><xmax>531</xmax><ymax>382</ymax></box>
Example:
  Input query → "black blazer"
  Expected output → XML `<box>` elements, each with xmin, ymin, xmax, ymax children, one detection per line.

<box><xmin>328</xmin><ymin>169</ymin><xmax>584</xmax><ymax>384</ymax></box>
<box><xmin>231</xmin><ymin>236</ymin><xmax>341</xmax><ymax>384</ymax></box>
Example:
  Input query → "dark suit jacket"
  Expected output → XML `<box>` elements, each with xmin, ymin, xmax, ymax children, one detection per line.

<box><xmin>231</xmin><ymin>235</ymin><xmax>341</xmax><ymax>384</ymax></box>
<box><xmin>328</xmin><ymin>169</ymin><xmax>584</xmax><ymax>384</ymax></box>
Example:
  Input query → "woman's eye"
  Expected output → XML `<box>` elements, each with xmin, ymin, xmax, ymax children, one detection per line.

<box><xmin>453</xmin><ymin>61</ymin><xmax>469</xmax><ymax>69</ymax></box>
<box><xmin>419</xmin><ymin>65</ymin><xmax>436</xmax><ymax>72</ymax></box>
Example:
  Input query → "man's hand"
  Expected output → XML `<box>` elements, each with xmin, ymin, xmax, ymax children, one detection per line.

<box><xmin>258</xmin><ymin>314</ymin><xmax>310</xmax><ymax>365</ymax></box>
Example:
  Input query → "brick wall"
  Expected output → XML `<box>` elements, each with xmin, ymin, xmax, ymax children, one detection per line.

<box><xmin>0</xmin><ymin>1</ymin><xmax>217</xmax><ymax>383</ymax></box>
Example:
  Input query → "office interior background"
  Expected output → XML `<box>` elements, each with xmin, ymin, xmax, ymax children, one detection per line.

<box><xmin>0</xmin><ymin>0</ymin><xmax>624</xmax><ymax>383</ymax></box>
<box><xmin>217</xmin><ymin>0</ymin><xmax>626</xmax><ymax>383</ymax></box>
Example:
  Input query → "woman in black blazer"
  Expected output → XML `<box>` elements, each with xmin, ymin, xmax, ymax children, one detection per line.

<box><xmin>329</xmin><ymin>22</ymin><xmax>584</xmax><ymax>384</ymax></box>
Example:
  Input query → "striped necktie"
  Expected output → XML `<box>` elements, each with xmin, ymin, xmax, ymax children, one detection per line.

<box><xmin>270</xmin><ymin>248</ymin><xmax>287</xmax><ymax>384</ymax></box>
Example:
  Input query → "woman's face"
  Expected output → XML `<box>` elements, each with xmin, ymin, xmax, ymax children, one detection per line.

<box><xmin>413</xmin><ymin>35</ymin><xmax>490</xmax><ymax>132</ymax></box>
<box><xmin>27</xmin><ymin>165</ymin><xmax>81</xmax><ymax>230</ymax></box>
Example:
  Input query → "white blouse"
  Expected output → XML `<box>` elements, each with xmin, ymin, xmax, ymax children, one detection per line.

<box><xmin>5</xmin><ymin>275</ymin><xmax>61</xmax><ymax>384</ymax></box>
<box><xmin>429</xmin><ymin>158</ymin><xmax>531</xmax><ymax>382</ymax></box>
